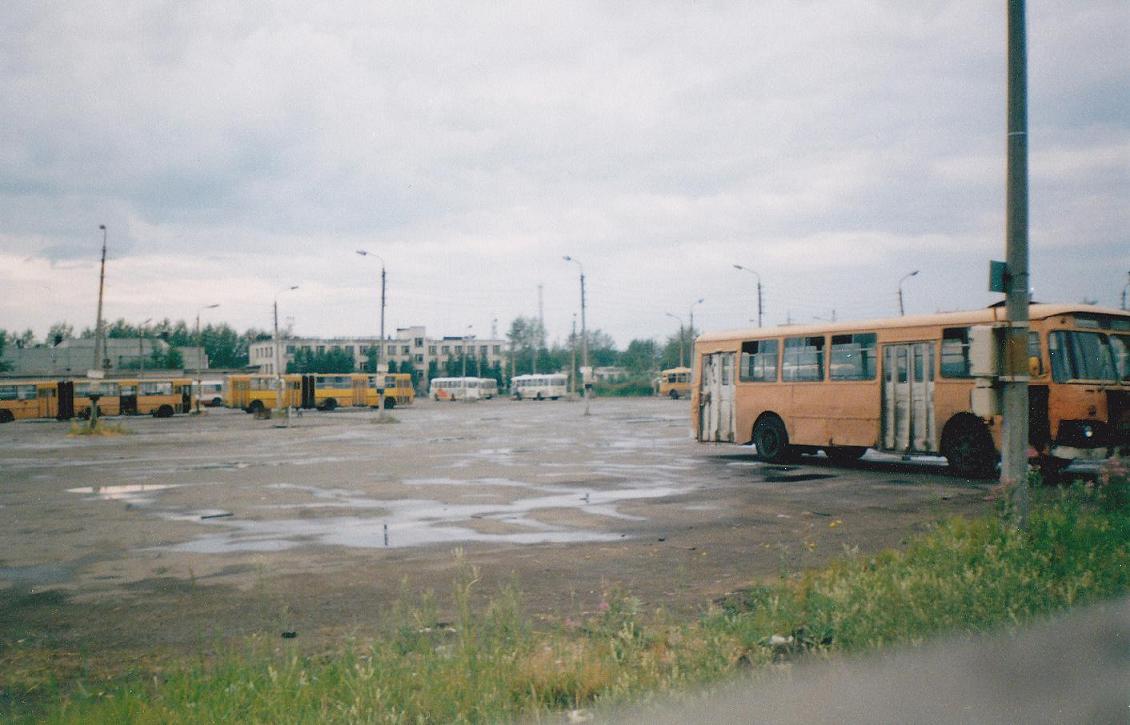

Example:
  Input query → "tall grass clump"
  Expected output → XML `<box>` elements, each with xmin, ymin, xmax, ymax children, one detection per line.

<box><xmin>15</xmin><ymin>461</ymin><xmax>1130</xmax><ymax>723</ymax></box>
<box><xmin>68</xmin><ymin>421</ymin><xmax>130</xmax><ymax>436</ymax></box>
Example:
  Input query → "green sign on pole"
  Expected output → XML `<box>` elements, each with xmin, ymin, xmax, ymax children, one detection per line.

<box><xmin>989</xmin><ymin>260</ymin><xmax>1008</xmax><ymax>293</ymax></box>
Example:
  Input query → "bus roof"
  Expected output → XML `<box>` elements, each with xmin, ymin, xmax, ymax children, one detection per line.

<box><xmin>696</xmin><ymin>303</ymin><xmax>1130</xmax><ymax>344</ymax></box>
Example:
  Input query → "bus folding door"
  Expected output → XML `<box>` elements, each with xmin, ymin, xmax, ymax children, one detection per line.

<box><xmin>56</xmin><ymin>381</ymin><xmax>75</xmax><ymax>420</ymax></box>
<box><xmin>881</xmin><ymin>343</ymin><xmax>937</xmax><ymax>453</ymax></box>
<box><xmin>300</xmin><ymin>375</ymin><xmax>317</xmax><ymax>409</ymax></box>
<box><xmin>699</xmin><ymin>352</ymin><xmax>736</xmax><ymax>442</ymax></box>
<box><xmin>37</xmin><ymin>385</ymin><xmax>58</xmax><ymax>419</ymax></box>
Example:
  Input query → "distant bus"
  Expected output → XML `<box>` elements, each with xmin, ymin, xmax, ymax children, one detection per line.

<box><xmin>692</xmin><ymin>304</ymin><xmax>1130</xmax><ymax>477</ymax></box>
<box><xmin>429</xmin><ymin>377</ymin><xmax>483</xmax><ymax>401</ymax></box>
<box><xmin>0</xmin><ymin>381</ymin><xmax>64</xmax><ymax>423</ymax></box>
<box><xmin>193</xmin><ymin>379</ymin><xmax>225</xmax><ymax>407</ymax></box>
<box><xmin>658</xmin><ymin>367</ymin><xmax>692</xmax><ymax>399</ymax></box>
<box><xmin>367</xmin><ymin>373</ymin><xmax>416</xmax><ymax>408</ymax></box>
<box><xmin>478</xmin><ymin>378</ymin><xmax>499</xmax><ymax>399</ymax></box>
<box><xmin>511</xmin><ymin>373</ymin><xmax>568</xmax><ymax>401</ymax></box>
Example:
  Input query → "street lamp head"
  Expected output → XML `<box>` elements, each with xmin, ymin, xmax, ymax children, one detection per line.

<box><xmin>288</xmin><ymin>285</ymin><xmax>299</xmax><ymax>291</ymax></box>
<box><xmin>563</xmin><ymin>255</ymin><xmax>572</xmax><ymax>262</ymax></box>
<box><xmin>732</xmin><ymin>264</ymin><xmax>743</xmax><ymax>271</ymax></box>
<box><xmin>910</xmin><ymin>270</ymin><xmax>919</xmax><ymax>277</ymax></box>
<box><xmin>99</xmin><ymin>224</ymin><xmax>106</xmax><ymax>230</ymax></box>
<box><xmin>696</xmin><ymin>297</ymin><xmax>705</xmax><ymax>304</ymax></box>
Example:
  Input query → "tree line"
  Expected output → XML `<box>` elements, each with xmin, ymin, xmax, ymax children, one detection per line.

<box><xmin>1</xmin><ymin>315</ymin><xmax>698</xmax><ymax>379</ymax></box>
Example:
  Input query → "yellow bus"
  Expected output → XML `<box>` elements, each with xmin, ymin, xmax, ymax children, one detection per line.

<box><xmin>658</xmin><ymin>367</ymin><xmax>692</xmax><ymax>399</ymax></box>
<box><xmin>225</xmin><ymin>374</ymin><xmax>298</xmax><ymax>413</ymax></box>
<box><xmin>692</xmin><ymin>304</ymin><xmax>1130</xmax><ymax>478</ymax></box>
<box><xmin>367</xmin><ymin>373</ymin><xmax>415</xmax><ymax>409</ymax></box>
<box><xmin>0</xmin><ymin>377</ymin><xmax>194</xmax><ymax>422</ymax></box>
<box><xmin>0</xmin><ymin>380</ymin><xmax>61</xmax><ymax>422</ymax></box>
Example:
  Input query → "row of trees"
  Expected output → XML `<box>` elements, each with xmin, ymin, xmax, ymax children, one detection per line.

<box><xmin>2</xmin><ymin>317</ymin><xmax>698</xmax><ymax>378</ymax></box>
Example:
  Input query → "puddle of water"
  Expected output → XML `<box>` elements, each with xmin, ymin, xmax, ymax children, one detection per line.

<box><xmin>67</xmin><ymin>483</ymin><xmax>181</xmax><ymax>502</ymax></box>
<box><xmin>164</xmin><ymin>479</ymin><xmax>693</xmax><ymax>553</ymax></box>
<box><xmin>0</xmin><ymin>564</ymin><xmax>73</xmax><ymax>585</ymax></box>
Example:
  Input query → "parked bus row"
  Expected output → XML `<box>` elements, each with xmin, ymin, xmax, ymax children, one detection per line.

<box><xmin>693</xmin><ymin>304</ymin><xmax>1130</xmax><ymax>477</ymax></box>
<box><xmin>0</xmin><ymin>377</ymin><xmax>194</xmax><ymax>423</ymax></box>
<box><xmin>225</xmin><ymin>373</ymin><xmax>415</xmax><ymax>413</ymax></box>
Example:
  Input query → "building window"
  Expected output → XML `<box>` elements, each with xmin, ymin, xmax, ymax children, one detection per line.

<box><xmin>493</xmin><ymin>345</ymin><xmax>501</xmax><ymax>354</ymax></box>
<box><xmin>455</xmin><ymin>345</ymin><xmax>463</xmax><ymax>354</ymax></box>
<box><xmin>415</xmin><ymin>354</ymin><xmax>424</xmax><ymax>363</ymax></box>
<box><xmin>480</xmin><ymin>345</ymin><xmax>488</xmax><ymax>355</ymax></box>
<box><xmin>387</xmin><ymin>345</ymin><xmax>396</xmax><ymax>355</ymax></box>
<box><xmin>317</xmin><ymin>345</ymin><xmax>325</xmax><ymax>354</ymax></box>
<box><xmin>429</xmin><ymin>345</ymin><xmax>437</xmax><ymax>355</ymax></box>
<box><xmin>401</xmin><ymin>345</ymin><xmax>410</xmax><ymax>355</ymax></box>
<box><xmin>442</xmin><ymin>345</ymin><xmax>450</xmax><ymax>354</ymax></box>
<box><xmin>286</xmin><ymin>345</ymin><xmax>296</xmax><ymax>353</ymax></box>
<box><xmin>415</xmin><ymin>337</ymin><xmax>424</xmax><ymax>348</ymax></box>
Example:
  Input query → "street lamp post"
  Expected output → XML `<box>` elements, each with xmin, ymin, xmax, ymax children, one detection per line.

<box><xmin>898</xmin><ymin>270</ymin><xmax>919</xmax><ymax>317</ymax></box>
<box><xmin>356</xmin><ymin>250</ymin><xmax>388</xmax><ymax>415</ymax></box>
<box><xmin>665</xmin><ymin>312</ymin><xmax>685</xmax><ymax>368</ymax></box>
<box><xmin>563</xmin><ymin>256</ymin><xmax>589</xmax><ymax>415</ymax></box>
<box><xmin>732</xmin><ymin>264</ymin><xmax>763</xmax><ymax>327</ymax></box>
<box><xmin>462</xmin><ymin>325</ymin><xmax>473</xmax><ymax>400</ymax></box>
<box><xmin>194</xmin><ymin>303</ymin><xmax>219</xmax><ymax>413</ymax></box>
<box><xmin>274</xmin><ymin>286</ymin><xmax>299</xmax><ymax>422</ymax></box>
<box><xmin>1121</xmin><ymin>271</ymin><xmax>1130</xmax><ymax>310</ymax></box>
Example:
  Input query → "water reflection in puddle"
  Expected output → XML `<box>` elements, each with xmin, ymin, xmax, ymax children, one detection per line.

<box><xmin>166</xmin><ymin>479</ymin><xmax>691</xmax><ymax>554</ymax></box>
<box><xmin>67</xmin><ymin>483</ymin><xmax>181</xmax><ymax>502</ymax></box>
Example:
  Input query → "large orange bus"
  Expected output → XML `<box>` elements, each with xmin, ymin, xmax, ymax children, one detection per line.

<box><xmin>692</xmin><ymin>304</ymin><xmax>1129</xmax><ymax>477</ymax></box>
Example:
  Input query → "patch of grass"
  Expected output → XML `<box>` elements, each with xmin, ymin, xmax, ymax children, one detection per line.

<box><xmin>8</xmin><ymin>464</ymin><xmax>1130</xmax><ymax>723</ymax></box>
<box><xmin>67</xmin><ymin>421</ymin><xmax>130</xmax><ymax>436</ymax></box>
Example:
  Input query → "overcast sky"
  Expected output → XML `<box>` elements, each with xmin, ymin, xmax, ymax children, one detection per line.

<box><xmin>2</xmin><ymin>2</ymin><xmax>1127</xmax><ymax>347</ymax></box>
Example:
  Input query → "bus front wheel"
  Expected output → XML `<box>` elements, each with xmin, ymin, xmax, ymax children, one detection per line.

<box><xmin>383</xmin><ymin>397</ymin><xmax>396</xmax><ymax>409</ymax></box>
<box><xmin>669</xmin><ymin>390</ymin><xmax>680</xmax><ymax>400</ymax></box>
<box><xmin>247</xmin><ymin>400</ymin><xmax>264</xmax><ymax>415</ymax></box>
<box><xmin>0</xmin><ymin>410</ymin><xmax>14</xmax><ymax>424</ymax></box>
<box><xmin>942</xmin><ymin>417</ymin><xmax>997</xmax><ymax>479</ymax></box>
<box><xmin>155</xmin><ymin>404</ymin><xmax>174</xmax><ymax>419</ymax></box>
<box><xmin>753</xmin><ymin>416</ymin><xmax>791</xmax><ymax>463</ymax></box>
<box><xmin>323</xmin><ymin>398</ymin><xmax>338</xmax><ymax>411</ymax></box>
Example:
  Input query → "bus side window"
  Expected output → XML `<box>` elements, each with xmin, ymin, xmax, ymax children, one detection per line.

<box><xmin>783</xmin><ymin>336</ymin><xmax>824</xmax><ymax>382</ymax></box>
<box><xmin>1027</xmin><ymin>331</ymin><xmax>1044</xmax><ymax>377</ymax></box>
<box><xmin>940</xmin><ymin>327</ymin><xmax>972</xmax><ymax>378</ymax></box>
<box><xmin>740</xmin><ymin>339</ymin><xmax>778</xmax><ymax>382</ymax></box>
<box><xmin>830</xmin><ymin>333</ymin><xmax>876</xmax><ymax>380</ymax></box>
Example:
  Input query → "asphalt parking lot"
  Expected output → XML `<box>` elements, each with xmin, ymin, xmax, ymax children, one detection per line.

<box><xmin>1</xmin><ymin>396</ymin><xmax>992</xmax><ymax>658</ymax></box>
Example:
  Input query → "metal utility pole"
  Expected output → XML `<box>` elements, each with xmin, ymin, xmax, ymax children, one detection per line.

<box><xmin>1121</xmin><ymin>271</ymin><xmax>1129</xmax><ymax>310</ymax></box>
<box><xmin>357</xmin><ymin>250</ymin><xmax>387</xmax><ymax>415</ymax></box>
<box><xmin>93</xmin><ymin>225</ymin><xmax>108</xmax><ymax>373</ymax></box>
<box><xmin>898</xmin><ymin>270</ymin><xmax>919</xmax><ymax>316</ymax></box>
<box><xmin>564</xmin><ymin>256</ymin><xmax>589</xmax><ymax>415</ymax></box>
<box><xmin>570</xmin><ymin>315</ymin><xmax>577</xmax><ymax>395</ymax></box>
<box><xmin>1001</xmin><ymin>0</ymin><xmax>1031</xmax><ymax>528</ymax></box>
<box><xmin>88</xmin><ymin>224</ymin><xmax>109</xmax><ymax>429</ymax></box>
<box><xmin>732</xmin><ymin>264</ymin><xmax>763</xmax><ymax>327</ymax></box>
<box><xmin>273</xmin><ymin>286</ymin><xmax>299</xmax><ymax>422</ymax></box>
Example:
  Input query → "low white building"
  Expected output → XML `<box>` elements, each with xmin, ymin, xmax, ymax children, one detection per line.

<box><xmin>249</xmin><ymin>326</ymin><xmax>508</xmax><ymax>377</ymax></box>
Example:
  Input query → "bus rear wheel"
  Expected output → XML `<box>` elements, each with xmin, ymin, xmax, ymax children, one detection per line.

<box><xmin>155</xmin><ymin>404</ymin><xmax>174</xmax><ymax>419</ymax></box>
<box><xmin>247</xmin><ymin>400</ymin><xmax>264</xmax><ymax>415</ymax></box>
<box><xmin>383</xmin><ymin>397</ymin><xmax>396</xmax><ymax>409</ymax></box>
<box><xmin>323</xmin><ymin>398</ymin><xmax>337</xmax><ymax>411</ymax></box>
<box><xmin>669</xmin><ymin>390</ymin><xmax>680</xmax><ymax>400</ymax></box>
<box><xmin>753</xmin><ymin>416</ymin><xmax>791</xmax><ymax>464</ymax></box>
<box><xmin>0</xmin><ymin>410</ymin><xmax>14</xmax><ymax>424</ymax></box>
<box><xmin>943</xmin><ymin>418</ymin><xmax>997</xmax><ymax>479</ymax></box>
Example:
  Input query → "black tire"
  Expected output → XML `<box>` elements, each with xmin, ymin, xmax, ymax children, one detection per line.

<box><xmin>826</xmin><ymin>446</ymin><xmax>867</xmax><ymax>463</ymax></box>
<box><xmin>248</xmin><ymin>400</ymin><xmax>264</xmax><ymax>415</ymax></box>
<box><xmin>323</xmin><ymin>398</ymin><xmax>337</xmax><ymax>411</ymax></box>
<box><xmin>669</xmin><ymin>389</ymin><xmax>680</xmax><ymax>400</ymax></box>
<box><xmin>0</xmin><ymin>409</ymin><xmax>14</xmax><ymax>424</ymax></box>
<box><xmin>434</xmin><ymin>394</ymin><xmax>440</xmax><ymax>401</ymax></box>
<box><xmin>514</xmin><ymin>392</ymin><xmax>523</xmax><ymax>401</ymax></box>
<box><xmin>535</xmin><ymin>393</ymin><xmax>543</xmax><ymax>401</ymax></box>
<box><xmin>210</xmin><ymin>397</ymin><xmax>222</xmax><ymax>407</ymax></box>
<box><xmin>383</xmin><ymin>397</ymin><xmax>396</xmax><ymax>410</ymax></box>
<box><xmin>753</xmin><ymin>416</ymin><xmax>791</xmax><ymax>463</ymax></box>
<box><xmin>943</xmin><ymin>418</ymin><xmax>998</xmax><ymax>479</ymax></box>
<box><xmin>156</xmin><ymin>404</ymin><xmax>174</xmax><ymax>419</ymax></box>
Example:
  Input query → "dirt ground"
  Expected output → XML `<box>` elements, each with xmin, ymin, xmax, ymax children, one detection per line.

<box><xmin>0</xmin><ymin>397</ymin><xmax>994</xmax><ymax>667</ymax></box>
